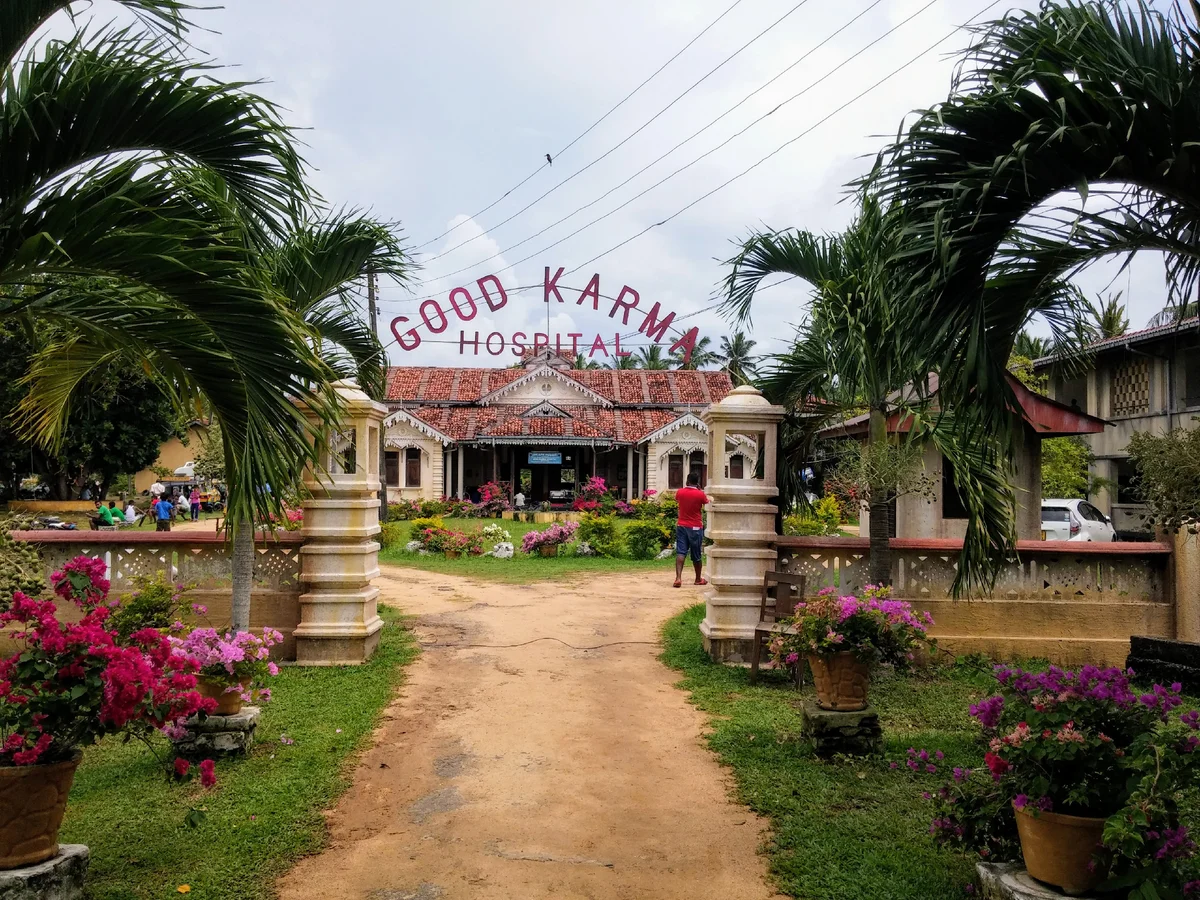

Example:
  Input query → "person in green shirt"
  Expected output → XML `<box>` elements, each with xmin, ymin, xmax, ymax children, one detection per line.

<box><xmin>97</xmin><ymin>501</ymin><xmax>120</xmax><ymax>527</ymax></box>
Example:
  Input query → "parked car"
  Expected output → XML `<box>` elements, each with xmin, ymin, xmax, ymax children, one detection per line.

<box><xmin>1041</xmin><ymin>499</ymin><xmax>1116</xmax><ymax>542</ymax></box>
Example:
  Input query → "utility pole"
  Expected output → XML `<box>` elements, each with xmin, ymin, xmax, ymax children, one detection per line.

<box><xmin>369</xmin><ymin>271</ymin><xmax>388</xmax><ymax>524</ymax></box>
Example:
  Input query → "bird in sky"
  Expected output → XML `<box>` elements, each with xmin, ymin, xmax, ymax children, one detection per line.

<box><xmin>545</xmin><ymin>153</ymin><xmax>553</xmax><ymax>166</ymax></box>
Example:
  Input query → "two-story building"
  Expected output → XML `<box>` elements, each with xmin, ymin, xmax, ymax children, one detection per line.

<box><xmin>1038</xmin><ymin>318</ymin><xmax>1200</xmax><ymax>533</ymax></box>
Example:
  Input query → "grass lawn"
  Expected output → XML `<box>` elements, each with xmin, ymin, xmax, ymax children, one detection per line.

<box><xmin>379</xmin><ymin>516</ymin><xmax>678</xmax><ymax>583</ymax></box>
<box><xmin>661</xmin><ymin>603</ymin><xmax>988</xmax><ymax>900</ymax></box>
<box><xmin>60</xmin><ymin>607</ymin><xmax>418</xmax><ymax>900</ymax></box>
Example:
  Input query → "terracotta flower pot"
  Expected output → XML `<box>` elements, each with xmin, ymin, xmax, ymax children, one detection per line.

<box><xmin>0</xmin><ymin>752</ymin><xmax>81</xmax><ymax>869</ymax></box>
<box><xmin>444</xmin><ymin>550</ymin><xmax>462</xmax><ymax>559</ymax></box>
<box><xmin>1014</xmin><ymin>805</ymin><xmax>1106</xmax><ymax>896</ymax></box>
<box><xmin>539</xmin><ymin>544</ymin><xmax>558</xmax><ymax>558</ymax></box>
<box><xmin>197</xmin><ymin>676</ymin><xmax>248</xmax><ymax>716</ymax></box>
<box><xmin>807</xmin><ymin>652</ymin><xmax>870</xmax><ymax>711</ymax></box>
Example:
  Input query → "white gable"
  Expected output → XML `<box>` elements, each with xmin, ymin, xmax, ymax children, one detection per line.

<box><xmin>481</xmin><ymin>365</ymin><xmax>611</xmax><ymax>408</ymax></box>
<box><xmin>383</xmin><ymin>409</ymin><xmax>451</xmax><ymax>446</ymax></box>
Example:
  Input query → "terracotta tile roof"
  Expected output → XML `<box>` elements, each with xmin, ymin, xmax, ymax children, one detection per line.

<box><xmin>404</xmin><ymin>404</ymin><xmax>699</xmax><ymax>444</ymax></box>
<box><xmin>386</xmin><ymin>366</ymin><xmax>732</xmax><ymax>406</ymax></box>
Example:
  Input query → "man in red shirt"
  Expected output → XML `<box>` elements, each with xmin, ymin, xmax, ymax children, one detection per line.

<box><xmin>673</xmin><ymin>472</ymin><xmax>708</xmax><ymax>588</ymax></box>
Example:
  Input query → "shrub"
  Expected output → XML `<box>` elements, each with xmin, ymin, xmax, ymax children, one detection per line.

<box><xmin>579</xmin><ymin>476</ymin><xmax>607</xmax><ymax>501</ymax></box>
<box><xmin>625</xmin><ymin>521</ymin><xmax>672</xmax><ymax>559</ymax></box>
<box><xmin>914</xmin><ymin>665</ymin><xmax>1200</xmax><ymax>895</ymax></box>
<box><xmin>0</xmin><ymin>519</ymin><xmax>44</xmax><ymax>601</ymax></box>
<box><xmin>521</xmin><ymin>522</ymin><xmax>579</xmax><ymax>553</ymax></box>
<box><xmin>614</xmin><ymin>500</ymin><xmax>635</xmax><ymax>517</ymax></box>
<box><xmin>387</xmin><ymin>500</ymin><xmax>420</xmax><ymax>520</ymax></box>
<box><xmin>421</xmin><ymin>527</ymin><xmax>482</xmax><ymax>555</ymax></box>
<box><xmin>782</xmin><ymin>514</ymin><xmax>828</xmax><ymax>536</ymax></box>
<box><xmin>477</xmin><ymin>481</ymin><xmax>512</xmax><ymax>515</ymax></box>
<box><xmin>409</xmin><ymin>516</ymin><xmax>445</xmax><ymax>534</ymax></box>
<box><xmin>379</xmin><ymin>521</ymin><xmax>405</xmax><ymax>550</ymax></box>
<box><xmin>107</xmin><ymin>574</ymin><xmax>185</xmax><ymax>640</ymax></box>
<box><xmin>812</xmin><ymin>494</ymin><xmax>843</xmax><ymax>533</ymax></box>
<box><xmin>482</xmin><ymin>523</ymin><xmax>511</xmax><ymax>544</ymax></box>
<box><xmin>420</xmin><ymin>498</ymin><xmax>449</xmax><ymax>517</ymax></box>
<box><xmin>576</xmin><ymin>513</ymin><xmax>621</xmax><ymax>557</ymax></box>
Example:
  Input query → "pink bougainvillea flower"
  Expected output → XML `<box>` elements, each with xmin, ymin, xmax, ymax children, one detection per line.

<box><xmin>174</xmin><ymin>758</ymin><xmax>191</xmax><ymax>778</ymax></box>
<box><xmin>198</xmin><ymin>759</ymin><xmax>216</xmax><ymax>788</ymax></box>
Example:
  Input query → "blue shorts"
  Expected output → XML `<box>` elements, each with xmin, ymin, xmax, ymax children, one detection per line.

<box><xmin>675</xmin><ymin>525</ymin><xmax>704</xmax><ymax>562</ymax></box>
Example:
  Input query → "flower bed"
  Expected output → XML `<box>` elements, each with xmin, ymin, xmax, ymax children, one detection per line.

<box><xmin>520</xmin><ymin>521</ymin><xmax>578</xmax><ymax>554</ymax></box>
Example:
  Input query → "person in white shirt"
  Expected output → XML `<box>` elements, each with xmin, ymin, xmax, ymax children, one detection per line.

<box><xmin>175</xmin><ymin>493</ymin><xmax>189</xmax><ymax>520</ymax></box>
<box><xmin>514</xmin><ymin>491</ymin><xmax>525</xmax><ymax>509</ymax></box>
<box><xmin>124</xmin><ymin>502</ymin><xmax>139</xmax><ymax>524</ymax></box>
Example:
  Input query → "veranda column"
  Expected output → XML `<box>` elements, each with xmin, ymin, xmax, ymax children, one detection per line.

<box><xmin>457</xmin><ymin>448</ymin><xmax>465</xmax><ymax>499</ymax></box>
<box><xmin>700</xmin><ymin>385</ymin><xmax>784</xmax><ymax>663</ymax></box>
<box><xmin>626</xmin><ymin>445</ymin><xmax>634</xmax><ymax>500</ymax></box>
<box><xmin>294</xmin><ymin>381</ymin><xmax>385</xmax><ymax>665</ymax></box>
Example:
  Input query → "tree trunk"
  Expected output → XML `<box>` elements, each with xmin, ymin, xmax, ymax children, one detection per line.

<box><xmin>867</xmin><ymin>406</ymin><xmax>892</xmax><ymax>586</ymax></box>
<box><xmin>230</xmin><ymin>518</ymin><xmax>254</xmax><ymax>632</ymax></box>
<box><xmin>53</xmin><ymin>473</ymin><xmax>68</xmax><ymax>501</ymax></box>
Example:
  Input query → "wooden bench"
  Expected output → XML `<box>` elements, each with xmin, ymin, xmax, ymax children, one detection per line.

<box><xmin>748</xmin><ymin>570</ymin><xmax>806</xmax><ymax>685</ymax></box>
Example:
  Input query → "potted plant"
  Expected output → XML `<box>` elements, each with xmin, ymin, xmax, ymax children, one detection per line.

<box><xmin>521</xmin><ymin>521</ymin><xmax>579</xmax><ymax>557</ymax></box>
<box><xmin>770</xmin><ymin>585</ymin><xmax>931</xmax><ymax>710</ymax></box>
<box><xmin>0</xmin><ymin>557</ymin><xmax>213</xmax><ymax>869</ymax></box>
<box><xmin>922</xmin><ymin>665</ymin><xmax>1200</xmax><ymax>896</ymax></box>
<box><xmin>169</xmin><ymin>627</ymin><xmax>282</xmax><ymax>715</ymax></box>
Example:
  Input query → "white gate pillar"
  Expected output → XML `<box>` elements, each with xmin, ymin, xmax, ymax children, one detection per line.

<box><xmin>295</xmin><ymin>381</ymin><xmax>385</xmax><ymax>665</ymax></box>
<box><xmin>700</xmin><ymin>385</ymin><xmax>784</xmax><ymax>662</ymax></box>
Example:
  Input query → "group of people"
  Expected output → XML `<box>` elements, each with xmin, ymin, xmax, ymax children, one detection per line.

<box><xmin>93</xmin><ymin>486</ymin><xmax>209</xmax><ymax>532</ymax></box>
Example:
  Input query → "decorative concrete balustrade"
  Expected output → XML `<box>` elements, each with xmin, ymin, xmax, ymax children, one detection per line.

<box><xmin>10</xmin><ymin>530</ymin><xmax>303</xmax><ymax>658</ymax></box>
<box><xmin>776</xmin><ymin>536</ymin><xmax>1175</xmax><ymax>666</ymax></box>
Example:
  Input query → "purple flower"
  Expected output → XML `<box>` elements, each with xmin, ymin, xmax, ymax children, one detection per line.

<box><xmin>1013</xmin><ymin>794</ymin><xmax>1029</xmax><ymax>810</ymax></box>
<box><xmin>926</xmin><ymin>764</ymin><xmax>937</xmax><ymax>774</ymax></box>
<box><xmin>1035</xmin><ymin>796</ymin><xmax>1054</xmax><ymax>812</ymax></box>
<box><xmin>889</xmin><ymin>762</ymin><xmax>898</xmax><ymax>769</ymax></box>
<box><xmin>969</xmin><ymin>696</ymin><xmax>1004</xmax><ymax>728</ymax></box>
<box><xmin>935</xmin><ymin>750</ymin><xmax>944</xmax><ymax>760</ymax></box>
<box><xmin>1156</xmin><ymin>826</ymin><xmax>1196</xmax><ymax>861</ymax></box>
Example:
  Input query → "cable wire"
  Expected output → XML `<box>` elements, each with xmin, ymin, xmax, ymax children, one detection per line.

<box><xmin>410</xmin><ymin>0</ymin><xmax>749</xmax><ymax>252</ymax></box>
<box><xmin>415</xmin><ymin>0</ymin><xmax>890</xmax><ymax>288</ymax></box>
<box><xmin>414</xmin><ymin>0</ymin><xmax>816</xmax><ymax>270</ymax></box>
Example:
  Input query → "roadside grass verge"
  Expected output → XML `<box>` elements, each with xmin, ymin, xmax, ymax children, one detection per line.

<box><xmin>661</xmin><ymin>603</ymin><xmax>986</xmax><ymax>900</ymax></box>
<box><xmin>60</xmin><ymin>607</ymin><xmax>417</xmax><ymax>900</ymax></box>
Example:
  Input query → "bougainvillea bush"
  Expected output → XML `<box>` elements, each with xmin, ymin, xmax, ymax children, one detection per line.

<box><xmin>0</xmin><ymin>557</ymin><xmax>215</xmax><ymax>766</ymax></box>
<box><xmin>521</xmin><ymin>521</ymin><xmax>579</xmax><ymax>553</ymax></box>
<box><xmin>170</xmin><ymin>626</ymin><xmax>283</xmax><ymax>704</ymax></box>
<box><xmin>768</xmin><ymin>585</ymin><xmax>932</xmax><ymax>670</ymax></box>
<box><xmin>916</xmin><ymin>664</ymin><xmax>1200</xmax><ymax>896</ymax></box>
<box><xmin>420</xmin><ymin>527</ymin><xmax>483</xmax><ymax>555</ymax></box>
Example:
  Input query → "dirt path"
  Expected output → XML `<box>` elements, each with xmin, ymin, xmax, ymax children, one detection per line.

<box><xmin>278</xmin><ymin>566</ymin><xmax>782</xmax><ymax>900</ymax></box>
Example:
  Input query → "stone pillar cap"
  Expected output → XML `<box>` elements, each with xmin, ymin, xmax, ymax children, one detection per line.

<box><xmin>703</xmin><ymin>384</ymin><xmax>785</xmax><ymax>421</ymax></box>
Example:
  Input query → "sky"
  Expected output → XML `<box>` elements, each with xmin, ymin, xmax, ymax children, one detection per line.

<box><xmin>85</xmin><ymin>0</ymin><xmax>1175</xmax><ymax>366</ymax></box>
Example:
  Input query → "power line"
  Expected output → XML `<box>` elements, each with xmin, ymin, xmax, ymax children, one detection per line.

<box><xmin>413</xmin><ymin>0</ymin><xmax>890</xmax><ymax>290</ymax></box>
<box><xmin>403</xmin><ymin>0</ymin><xmax>944</xmax><ymax>299</ymax></box>
<box><xmin>413</xmin><ymin>0</ymin><xmax>816</xmax><ymax>272</ymax></box>
<box><xmin>567</xmin><ymin>0</ymin><xmax>1005</xmax><ymax>275</ymax></box>
<box><xmin>410</xmin><ymin>0</ymin><xmax>748</xmax><ymax>253</ymax></box>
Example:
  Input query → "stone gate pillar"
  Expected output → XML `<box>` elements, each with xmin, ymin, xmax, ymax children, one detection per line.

<box><xmin>295</xmin><ymin>381</ymin><xmax>385</xmax><ymax>665</ymax></box>
<box><xmin>700</xmin><ymin>385</ymin><xmax>785</xmax><ymax>662</ymax></box>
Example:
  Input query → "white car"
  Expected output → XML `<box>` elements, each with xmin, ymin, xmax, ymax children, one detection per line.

<box><xmin>1041</xmin><ymin>499</ymin><xmax>1116</xmax><ymax>542</ymax></box>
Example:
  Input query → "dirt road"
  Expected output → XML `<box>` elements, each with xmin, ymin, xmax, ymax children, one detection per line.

<box><xmin>277</xmin><ymin>566</ymin><xmax>781</xmax><ymax>900</ymax></box>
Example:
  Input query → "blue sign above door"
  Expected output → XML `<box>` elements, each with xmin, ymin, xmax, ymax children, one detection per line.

<box><xmin>528</xmin><ymin>451</ymin><xmax>562</xmax><ymax>465</ymax></box>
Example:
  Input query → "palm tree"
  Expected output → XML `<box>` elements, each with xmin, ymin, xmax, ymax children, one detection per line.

<box><xmin>6</xmin><ymin>2</ymin><xmax>340</xmax><ymax>549</ymax></box>
<box><xmin>671</xmin><ymin>335</ymin><xmax>719</xmax><ymax>369</ymax></box>
<box><xmin>1090</xmin><ymin>292</ymin><xmax>1129</xmax><ymax>339</ymax></box>
<box><xmin>605</xmin><ymin>354</ymin><xmax>638</xmax><ymax>370</ymax></box>
<box><xmin>213</xmin><ymin>206</ymin><xmax>410</xmax><ymax>629</ymax></box>
<box><xmin>880</xmin><ymin>0</ymin><xmax>1197</xmax><ymax>481</ymax></box>
<box><xmin>724</xmin><ymin>196</ymin><xmax>1014</xmax><ymax>587</ymax></box>
<box><xmin>1013</xmin><ymin>331</ymin><xmax>1051</xmax><ymax>361</ymax></box>
<box><xmin>572</xmin><ymin>353</ymin><xmax>600</xmax><ymax>370</ymax></box>
<box><xmin>717</xmin><ymin>332</ymin><xmax>758</xmax><ymax>384</ymax></box>
<box><xmin>636</xmin><ymin>345</ymin><xmax>670</xmax><ymax>370</ymax></box>
<box><xmin>1148</xmin><ymin>301</ymin><xmax>1199</xmax><ymax>327</ymax></box>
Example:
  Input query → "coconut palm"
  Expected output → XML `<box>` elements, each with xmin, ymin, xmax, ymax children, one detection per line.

<box><xmin>724</xmin><ymin>196</ymin><xmax>1015</xmax><ymax>587</ymax></box>
<box><xmin>1013</xmin><ymin>331</ymin><xmax>1051</xmax><ymax>361</ymax></box>
<box><xmin>1090</xmin><ymin>292</ymin><xmax>1129</xmax><ymax>339</ymax></box>
<box><xmin>717</xmin><ymin>332</ymin><xmax>758</xmax><ymax>384</ymax></box>
<box><xmin>880</xmin><ymin>0</ymin><xmax>1198</xmax><ymax>470</ymax></box>
<box><xmin>605</xmin><ymin>354</ymin><xmax>638</xmax><ymax>370</ymax></box>
<box><xmin>572</xmin><ymin>353</ymin><xmax>600</xmax><ymax>370</ymax></box>
<box><xmin>670</xmin><ymin>335</ymin><xmax>719</xmax><ymax>369</ymax></box>
<box><xmin>1148</xmin><ymin>301</ymin><xmax>1199</xmax><ymax>327</ymax></box>
<box><xmin>636</xmin><ymin>345</ymin><xmax>670</xmax><ymax>370</ymax></box>
<box><xmin>5</xmin><ymin>2</ymin><xmax>340</xmax><ymax>544</ymax></box>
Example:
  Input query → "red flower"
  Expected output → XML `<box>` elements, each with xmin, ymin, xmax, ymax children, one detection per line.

<box><xmin>984</xmin><ymin>752</ymin><xmax>1010</xmax><ymax>777</ymax></box>
<box><xmin>198</xmin><ymin>759</ymin><xmax>216</xmax><ymax>788</ymax></box>
<box><xmin>174</xmin><ymin>758</ymin><xmax>191</xmax><ymax>778</ymax></box>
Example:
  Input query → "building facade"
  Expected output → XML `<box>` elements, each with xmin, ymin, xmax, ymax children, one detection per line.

<box><xmin>381</xmin><ymin>350</ymin><xmax>734</xmax><ymax>503</ymax></box>
<box><xmin>1039</xmin><ymin>318</ymin><xmax>1200</xmax><ymax>533</ymax></box>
